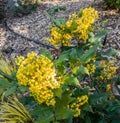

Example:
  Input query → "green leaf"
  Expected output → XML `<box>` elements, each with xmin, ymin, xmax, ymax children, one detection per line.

<box><xmin>0</xmin><ymin>89</ymin><xmax>3</xmax><ymax>95</ymax></box>
<box><xmin>62</xmin><ymin>74</ymin><xmax>80</xmax><ymax>86</ymax></box>
<box><xmin>31</xmin><ymin>105</ymin><xmax>54</xmax><ymax>123</ymax></box>
<box><xmin>89</xmin><ymin>93</ymin><xmax>109</xmax><ymax>105</ymax></box>
<box><xmin>54</xmin><ymin>19</ymin><xmax>62</xmax><ymax>27</ymax></box>
<box><xmin>66</xmin><ymin>117</ymin><xmax>73</xmax><ymax>123</ymax></box>
<box><xmin>41</xmin><ymin>48</ymin><xmax>53</xmax><ymax>60</ymax></box>
<box><xmin>76</xmin><ymin>48</ymin><xmax>84</xmax><ymax>58</ymax></box>
<box><xmin>18</xmin><ymin>86</ymin><xmax>28</xmax><ymax>93</ymax></box>
<box><xmin>34</xmin><ymin>114</ymin><xmax>54</xmax><ymax>123</ymax></box>
<box><xmin>76</xmin><ymin>65</ymin><xmax>89</xmax><ymax>75</ymax></box>
<box><xmin>48</xmin><ymin>5</ymin><xmax>66</xmax><ymax>16</ymax></box>
<box><xmin>0</xmin><ymin>71</ymin><xmax>14</xmax><ymax>81</ymax></box>
<box><xmin>105</xmin><ymin>49</ymin><xmax>118</xmax><ymax>57</ymax></box>
<box><xmin>69</xmin><ymin>48</ymin><xmax>77</xmax><ymax>62</ymax></box>
<box><xmin>56</xmin><ymin>64</ymin><xmax>66</xmax><ymax>75</ymax></box>
<box><xmin>110</xmin><ymin>104</ymin><xmax>120</xmax><ymax>111</ymax></box>
<box><xmin>56</xmin><ymin>107</ymin><xmax>74</xmax><ymax>120</ymax></box>
<box><xmin>73</xmin><ymin>88</ymin><xmax>89</xmax><ymax>97</ymax></box>
<box><xmin>78</xmin><ymin>9</ymin><xmax>83</xmax><ymax>17</ymax></box>
<box><xmin>72</xmin><ymin>66</ymin><xmax>79</xmax><ymax>74</ymax></box>
<box><xmin>85</xmin><ymin>116</ymin><xmax>91</xmax><ymax>123</ymax></box>
<box><xmin>5</xmin><ymin>86</ymin><xmax>17</xmax><ymax>96</ymax></box>
<box><xmin>69</xmin><ymin>20</ymin><xmax>77</xmax><ymax>31</ymax></box>
<box><xmin>0</xmin><ymin>78</ymin><xmax>12</xmax><ymax>89</ymax></box>
<box><xmin>84</xmin><ymin>105</ymin><xmax>93</xmax><ymax>113</ymax></box>
<box><xmin>56</xmin><ymin>49</ymin><xmax>72</xmax><ymax>63</ymax></box>
<box><xmin>80</xmin><ymin>45</ymin><xmax>97</xmax><ymax>63</ymax></box>
<box><xmin>54</xmin><ymin>87</ymin><xmax>63</xmax><ymax>98</ymax></box>
<box><xmin>88</xmin><ymin>31</ymin><xmax>107</xmax><ymax>44</ymax></box>
<box><xmin>56</xmin><ymin>93</ymin><xmax>74</xmax><ymax>120</ymax></box>
<box><xmin>88</xmin><ymin>32</ymin><xmax>94</xmax><ymax>43</ymax></box>
<box><xmin>59</xmin><ymin>17</ymin><xmax>66</xmax><ymax>25</ymax></box>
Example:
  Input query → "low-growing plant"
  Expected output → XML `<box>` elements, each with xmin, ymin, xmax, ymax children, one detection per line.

<box><xmin>0</xmin><ymin>7</ymin><xmax>120</xmax><ymax>123</ymax></box>
<box><xmin>0</xmin><ymin>95</ymin><xmax>32</xmax><ymax>123</ymax></box>
<box><xmin>7</xmin><ymin>0</ymin><xmax>41</xmax><ymax>16</ymax></box>
<box><xmin>104</xmin><ymin>0</ymin><xmax>120</xmax><ymax>9</ymax></box>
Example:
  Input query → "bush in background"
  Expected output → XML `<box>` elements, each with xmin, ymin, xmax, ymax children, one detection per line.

<box><xmin>104</xmin><ymin>0</ymin><xmax>120</xmax><ymax>9</ymax></box>
<box><xmin>7</xmin><ymin>0</ymin><xmax>41</xmax><ymax>16</ymax></box>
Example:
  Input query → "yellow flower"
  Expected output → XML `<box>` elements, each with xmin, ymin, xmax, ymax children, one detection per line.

<box><xmin>69</xmin><ymin>14</ymin><xmax>78</xmax><ymax>19</ymax></box>
<box><xmin>66</xmin><ymin>21</ymin><xmax>72</xmax><ymax>28</ymax></box>
<box><xmin>99</xmin><ymin>75</ymin><xmax>104</xmax><ymax>80</ymax></box>
<box><xmin>86</xmin><ymin>64</ymin><xmax>96</xmax><ymax>74</ymax></box>
<box><xmin>16</xmin><ymin>52</ymin><xmax>60</xmax><ymax>106</ymax></box>
<box><xmin>15</xmin><ymin>56</ymin><xmax>25</xmax><ymax>66</ymax></box>
<box><xmin>99</xmin><ymin>60</ymin><xmax>106</xmax><ymax>67</ymax></box>
<box><xmin>47</xmin><ymin>7</ymin><xmax>98</xmax><ymax>47</ymax></box>
<box><xmin>106</xmin><ymin>84</ymin><xmax>111</xmax><ymax>92</ymax></box>
<box><xmin>98</xmin><ymin>60</ymin><xmax>118</xmax><ymax>81</ymax></box>
<box><xmin>106</xmin><ymin>84</ymin><xmax>115</xmax><ymax>99</ymax></box>
<box><xmin>70</xmin><ymin>95</ymin><xmax>88</xmax><ymax>117</ymax></box>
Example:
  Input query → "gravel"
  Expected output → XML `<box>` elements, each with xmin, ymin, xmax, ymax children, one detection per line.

<box><xmin>0</xmin><ymin>0</ymin><xmax>120</xmax><ymax>59</ymax></box>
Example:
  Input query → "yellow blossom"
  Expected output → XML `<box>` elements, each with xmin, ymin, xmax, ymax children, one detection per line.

<box><xmin>70</xmin><ymin>95</ymin><xmax>88</xmax><ymax>117</ymax></box>
<box><xmin>106</xmin><ymin>84</ymin><xmax>111</xmax><ymax>92</ymax></box>
<box><xmin>86</xmin><ymin>64</ymin><xmax>96</xmax><ymax>74</ymax></box>
<box><xmin>16</xmin><ymin>52</ymin><xmax>60</xmax><ymax>106</ymax></box>
<box><xmin>66</xmin><ymin>20</ymin><xmax>72</xmax><ymax>28</ymax></box>
<box><xmin>69</xmin><ymin>14</ymin><xmax>78</xmax><ymax>19</ymax></box>
<box><xmin>100</xmin><ymin>60</ymin><xmax>118</xmax><ymax>80</ymax></box>
<box><xmin>106</xmin><ymin>84</ymin><xmax>115</xmax><ymax>99</ymax></box>
<box><xmin>47</xmin><ymin>7</ymin><xmax>98</xmax><ymax>47</ymax></box>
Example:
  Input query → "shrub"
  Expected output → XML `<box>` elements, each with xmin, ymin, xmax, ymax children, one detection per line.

<box><xmin>0</xmin><ymin>7</ymin><xmax>120</xmax><ymax>123</ymax></box>
<box><xmin>104</xmin><ymin>0</ymin><xmax>120</xmax><ymax>9</ymax></box>
<box><xmin>7</xmin><ymin>0</ymin><xmax>41</xmax><ymax>16</ymax></box>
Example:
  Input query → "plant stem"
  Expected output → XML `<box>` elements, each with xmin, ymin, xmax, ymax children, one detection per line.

<box><xmin>53</xmin><ymin>104</ymin><xmax>57</xmax><ymax>123</ymax></box>
<box><xmin>89</xmin><ymin>75</ymin><xmax>100</xmax><ymax>94</ymax></box>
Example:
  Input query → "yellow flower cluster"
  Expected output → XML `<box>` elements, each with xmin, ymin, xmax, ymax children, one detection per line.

<box><xmin>15</xmin><ymin>56</ymin><xmax>25</xmax><ymax>66</ymax></box>
<box><xmin>99</xmin><ymin>60</ymin><xmax>118</xmax><ymax>80</ymax></box>
<box><xmin>75</xmin><ymin>7</ymin><xmax>98</xmax><ymax>41</ymax></box>
<box><xmin>47</xmin><ymin>27</ymin><xmax>73</xmax><ymax>47</ymax></box>
<box><xmin>103</xmin><ymin>66</ymin><xmax>117</xmax><ymax>80</ymax></box>
<box><xmin>70</xmin><ymin>95</ymin><xmax>88</xmax><ymax>117</ymax></box>
<box><xmin>106</xmin><ymin>84</ymin><xmax>114</xmax><ymax>99</ymax></box>
<box><xmin>16</xmin><ymin>52</ymin><xmax>60</xmax><ymax>106</ymax></box>
<box><xmin>69</xmin><ymin>14</ymin><xmax>78</xmax><ymax>19</ymax></box>
<box><xmin>86</xmin><ymin>63</ymin><xmax>96</xmax><ymax>74</ymax></box>
<box><xmin>106</xmin><ymin>84</ymin><xmax>111</xmax><ymax>92</ymax></box>
<box><xmin>47</xmin><ymin>7</ymin><xmax>98</xmax><ymax>47</ymax></box>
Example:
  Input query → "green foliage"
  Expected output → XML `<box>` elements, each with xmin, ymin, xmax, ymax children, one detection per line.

<box><xmin>31</xmin><ymin>105</ymin><xmax>54</xmax><ymax>123</ymax></box>
<box><xmin>48</xmin><ymin>5</ymin><xmax>66</xmax><ymax>27</ymax></box>
<box><xmin>13</xmin><ymin>0</ymin><xmax>41</xmax><ymax>16</ymax></box>
<box><xmin>104</xmin><ymin>0</ymin><xmax>120</xmax><ymax>9</ymax></box>
<box><xmin>55</xmin><ymin>92</ymin><xmax>74</xmax><ymax>121</ymax></box>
